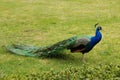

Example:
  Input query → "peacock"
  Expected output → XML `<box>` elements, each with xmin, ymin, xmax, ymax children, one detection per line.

<box><xmin>5</xmin><ymin>23</ymin><xmax>102</xmax><ymax>62</ymax></box>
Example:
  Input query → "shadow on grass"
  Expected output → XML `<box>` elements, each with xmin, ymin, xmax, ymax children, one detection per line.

<box><xmin>38</xmin><ymin>52</ymin><xmax>76</xmax><ymax>60</ymax></box>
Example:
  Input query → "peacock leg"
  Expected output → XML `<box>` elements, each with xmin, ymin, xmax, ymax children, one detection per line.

<box><xmin>82</xmin><ymin>53</ymin><xmax>85</xmax><ymax>63</ymax></box>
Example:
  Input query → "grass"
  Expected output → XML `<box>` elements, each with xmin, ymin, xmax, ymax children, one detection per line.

<box><xmin>0</xmin><ymin>0</ymin><xmax>120</xmax><ymax>79</ymax></box>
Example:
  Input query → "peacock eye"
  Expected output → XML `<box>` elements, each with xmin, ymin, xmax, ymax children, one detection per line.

<box><xmin>99</xmin><ymin>27</ymin><xmax>102</xmax><ymax>30</ymax></box>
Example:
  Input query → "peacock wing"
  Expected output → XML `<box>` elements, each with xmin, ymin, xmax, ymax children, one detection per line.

<box><xmin>70</xmin><ymin>37</ymin><xmax>90</xmax><ymax>52</ymax></box>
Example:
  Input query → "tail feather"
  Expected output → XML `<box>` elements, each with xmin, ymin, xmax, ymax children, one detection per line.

<box><xmin>6</xmin><ymin>45</ymin><xmax>37</xmax><ymax>57</ymax></box>
<box><xmin>12</xmin><ymin>44</ymin><xmax>40</xmax><ymax>51</ymax></box>
<box><xmin>13</xmin><ymin>44</ymin><xmax>41</xmax><ymax>53</ymax></box>
<box><xmin>5</xmin><ymin>36</ymin><xmax>77</xmax><ymax>57</ymax></box>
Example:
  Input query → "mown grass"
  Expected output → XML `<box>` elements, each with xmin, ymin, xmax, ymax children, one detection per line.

<box><xmin>0</xmin><ymin>0</ymin><xmax>120</xmax><ymax>79</ymax></box>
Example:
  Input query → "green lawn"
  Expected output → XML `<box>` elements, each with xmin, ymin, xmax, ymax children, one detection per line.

<box><xmin>0</xmin><ymin>0</ymin><xmax>120</xmax><ymax>79</ymax></box>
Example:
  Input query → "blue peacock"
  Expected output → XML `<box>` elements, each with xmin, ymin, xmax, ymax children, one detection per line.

<box><xmin>5</xmin><ymin>23</ymin><xmax>102</xmax><ymax>62</ymax></box>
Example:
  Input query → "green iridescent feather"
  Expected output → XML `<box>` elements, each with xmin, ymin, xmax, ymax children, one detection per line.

<box><xmin>5</xmin><ymin>36</ymin><xmax>77</xmax><ymax>57</ymax></box>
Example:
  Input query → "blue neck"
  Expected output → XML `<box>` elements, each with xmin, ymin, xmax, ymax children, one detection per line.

<box><xmin>85</xmin><ymin>28</ymin><xmax>102</xmax><ymax>53</ymax></box>
<box><xmin>91</xmin><ymin>29</ymin><xmax>102</xmax><ymax>45</ymax></box>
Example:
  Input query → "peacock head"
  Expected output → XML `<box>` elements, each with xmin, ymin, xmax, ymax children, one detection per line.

<box><xmin>94</xmin><ymin>23</ymin><xmax>102</xmax><ymax>31</ymax></box>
